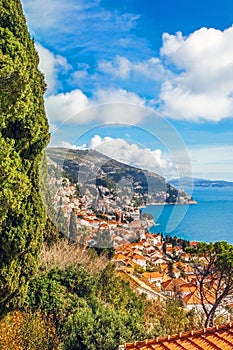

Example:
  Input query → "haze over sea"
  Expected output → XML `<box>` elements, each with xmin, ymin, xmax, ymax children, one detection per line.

<box><xmin>143</xmin><ymin>186</ymin><xmax>233</xmax><ymax>244</ymax></box>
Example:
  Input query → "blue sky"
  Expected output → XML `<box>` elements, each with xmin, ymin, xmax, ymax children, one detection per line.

<box><xmin>21</xmin><ymin>0</ymin><xmax>233</xmax><ymax>181</ymax></box>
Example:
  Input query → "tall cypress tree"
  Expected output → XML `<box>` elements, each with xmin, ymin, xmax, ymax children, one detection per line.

<box><xmin>0</xmin><ymin>0</ymin><xmax>49</xmax><ymax>315</ymax></box>
<box><xmin>69</xmin><ymin>209</ymin><xmax>77</xmax><ymax>242</ymax></box>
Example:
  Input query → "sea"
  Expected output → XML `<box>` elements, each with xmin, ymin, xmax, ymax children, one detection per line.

<box><xmin>142</xmin><ymin>186</ymin><xmax>233</xmax><ymax>244</ymax></box>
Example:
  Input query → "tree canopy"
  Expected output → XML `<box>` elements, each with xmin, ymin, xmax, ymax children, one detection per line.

<box><xmin>187</xmin><ymin>241</ymin><xmax>233</xmax><ymax>327</ymax></box>
<box><xmin>0</xmin><ymin>0</ymin><xmax>49</xmax><ymax>315</ymax></box>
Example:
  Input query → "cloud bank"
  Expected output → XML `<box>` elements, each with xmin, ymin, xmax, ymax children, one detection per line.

<box><xmin>98</xmin><ymin>55</ymin><xmax>168</xmax><ymax>81</ymax></box>
<box><xmin>45</xmin><ymin>88</ymin><xmax>150</xmax><ymax>124</ymax></box>
<box><xmin>38</xmin><ymin>26</ymin><xmax>233</xmax><ymax>124</ymax></box>
<box><xmin>160</xmin><ymin>26</ymin><xmax>233</xmax><ymax>121</ymax></box>
<box><xmin>36</xmin><ymin>43</ymin><xmax>71</xmax><ymax>93</ymax></box>
<box><xmin>86</xmin><ymin>135</ymin><xmax>173</xmax><ymax>176</ymax></box>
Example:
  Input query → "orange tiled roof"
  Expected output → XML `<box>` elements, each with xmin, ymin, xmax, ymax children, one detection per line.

<box><xmin>113</xmin><ymin>253</ymin><xmax>128</xmax><ymax>261</ymax></box>
<box><xmin>143</xmin><ymin>272</ymin><xmax>163</xmax><ymax>280</ymax></box>
<box><xmin>161</xmin><ymin>278</ymin><xmax>186</xmax><ymax>291</ymax></box>
<box><xmin>131</xmin><ymin>253</ymin><xmax>147</xmax><ymax>261</ymax></box>
<box><xmin>179</xmin><ymin>283</ymin><xmax>196</xmax><ymax>293</ymax></box>
<box><xmin>121</xmin><ymin>323</ymin><xmax>233</xmax><ymax>350</ymax></box>
<box><xmin>183</xmin><ymin>287</ymin><xmax>216</xmax><ymax>306</ymax></box>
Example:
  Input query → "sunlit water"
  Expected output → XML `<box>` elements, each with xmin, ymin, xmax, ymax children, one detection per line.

<box><xmin>142</xmin><ymin>187</ymin><xmax>233</xmax><ymax>243</ymax></box>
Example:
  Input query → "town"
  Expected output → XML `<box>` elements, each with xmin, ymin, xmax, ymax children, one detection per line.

<box><xmin>50</xmin><ymin>174</ymin><xmax>233</xmax><ymax>326</ymax></box>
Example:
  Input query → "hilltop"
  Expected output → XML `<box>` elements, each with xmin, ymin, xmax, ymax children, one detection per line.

<box><xmin>46</xmin><ymin>147</ymin><xmax>195</xmax><ymax>209</ymax></box>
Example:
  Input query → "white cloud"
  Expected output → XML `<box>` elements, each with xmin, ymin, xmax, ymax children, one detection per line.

<box><xmin>98</xmin><ymin>56</ymin><xmax>131</xmax><ymax>78</ymax></box>
<box><xmin>86</xmin><ymin>135</ymin><xmax>173</xmax><ymax>176</ymax></box>
<box><xmin>98</xmin><ymin>55</ymin><xmax>168</xmax><ymax>81</ymax></box>
<box><xmin>55</xmin><ymin>141</ymin><xmax>80</xmax><ymax>150</ymax></box>
<box><xmin>160</xmin><ymin>26</ymin><xmax>233</xmax><ymax>121</ymax></box>
<box><xmin>72</xmin><ymin>70</ymin><xmax>89</xmax><ymax>81</ymax></box>
<box><xmin>36</xmin><ymin>43</ymin><xmax>71</xmax><ymax>93</ymax></box>
<box><xmin>74</xmin><ymin>25</ymin><xmax>233</xmax><ymax>122</ymax></box>
<box><xmin>93</xmin><ymin>88</ymin><xmax>145</xmax><ymax>105</ymax></box>
<box><xmin>22</xmin><ymin>0</ymin><xmax>99</xmax><ymax>31</ymax></box>
<box><xmin>45</xmin><ymin>88</ymin><xmax>150</xmax><ymax>124</ymax></box>
<box><xmin>49</xmin><ymin>139</ymin><xmax>89</xmax><ymax>150</ymax></box>
<box><xmin>22</xmin><ymin>0</ymin><xmax>140</xmax><ymax>54</ymax></box>
<box><xmin>45</xmin><ymin>89</ymin><xmax>89</xmax><ymax>122</ymax></box>
<box><xmin>88</xmin><ymin>135</ymin><xmax>112</xmax><ymax>149</ymax></box>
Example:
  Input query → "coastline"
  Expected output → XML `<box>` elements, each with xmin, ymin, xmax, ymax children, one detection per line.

<box><xmin>145</xmin><ymin>201</ymin><xmax>197</xmax><ymax>206</ymax></box>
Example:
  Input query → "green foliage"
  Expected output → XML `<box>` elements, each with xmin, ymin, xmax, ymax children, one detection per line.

<box><xmin>0</xmin><ymin>309</ymin><xmax>60</xmax><ymax>350</ymax></box>
<box><xmin>134</xmin><ymin>264</ymin><xmax>145</xmax><ymax>274</ymax></box>
<box><xmin>19</xmin><ymin>248</ymin><xmax>204</xmax><ymax>348</ymax></box>
<box><xmin>62</xmin><ymin>300</ymin><xmax>134</xmax><ymax>350</ymax></box>
<box><xmin>167</xmin><ymin>261</ymin><xmax>175</xmax><ymax>278</ymax></box>
<box><xmin>143</xmin><ymin>299</ymin><xmax>201</xmax><ymax>339</ymax></box>
<box><xmin>164</xmin><ymin>235</ymin><xmax>190</xmax><ymax>249</ymax></box>
<box><xmin>160</xmin><ymin>299</ymin><xmax>188</xmax><ymax>335</ymax></box>
<box><xmin>0</xmin><ymin>0</ymin><xmax>49</xmax><ymax>315</ymax></box>
<box><xmin>26</xmin><ymin>265</ymin><xmax>97</xmax><ymax>318</ymax></box>
<box><xmin>188</xmin><ymin>241</ymin><xmax>233</xmax><ymax>327</ymax></box>
<box><xmin>98</xmin><ymin>264</ymin><xmax>145</xmax><ymax>339</ymax></box>
<box><xmin>43</xmin><ymin>217</ymin><xmax>62</xmax><ymax>247</ymax></box>
<box><xmin>17</xmin><ymin>309</ymin><xmax>60</xmax><ymax>350</ymax></box>
<box><xmin>40</xmin><ymin>156</ymin><xmax>63</xmax><ymax>246</ymax></box>
<box><xmin>25</xmin><ymin>262</ymin><xmax>145</xmax><ymax>349</ymax></box>
<box><xmin>91</xmin><ymin>230</ymin><xmax>115</xmax><ymax>259</ymax></box>
<box><xmin>69</xmin><ymin>209</ymin><xmax>77</xmax><ymax>242</ymax></box>
<box><xmin>57</xmin><ymin>207</ymin><xmax>68</xmax><ymax>236</ymax></box>
<box><xmin>62</xmin><ymin>301</ymin><xmax>95</xmax><ymax>350</ymax></box>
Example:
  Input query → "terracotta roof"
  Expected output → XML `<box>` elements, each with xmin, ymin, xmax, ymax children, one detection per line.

<box><xmin>113</xmin><ymin>253</ymin><xmax>128</xmax><ymax>261</ymax></box>
<box><xmin>183</xmin><ymin>287</ymin><xmax>216</xmax><ymax>306</ymax></box>
<box><xmin>120</xmin><ymin>323</ymin><xmax>233</xmax><ymax>350</ymax></box>
<box><xmin>143</xmin><ymin>272</ymin><xmax>163</xmax><ymax>280</ymax></box>
<box><xmin>124</xmin><ymin>259</ymin><xmax>138</xmax><ymax>267</ymax></box>
<box><xmin>181</xmin><ymin>252</ymin><xmax>190</xmax><ymax>258</ymax></box>
<box><xmin>131</xmin><ymin>254</ymin><xmax>147</xmax><ymax>261</ymax></box>
<box><xmin>161</xmin><ymin>278</ymin><xmax>186</xmax><ymax>291</ymax></box>
<box><xmin>183</xmin><ymin>290</ymin><xmax>203</xmax><ymax>305</ymax></box>
<box><xmin>179</xmin><ymin>283</ymin><xmax>196</xmax><ymax>294</ymax></box>
<box><xmin>166</xmin><ymin>247</ymin><xmax>173</xmax><ymax>253</ymax></box>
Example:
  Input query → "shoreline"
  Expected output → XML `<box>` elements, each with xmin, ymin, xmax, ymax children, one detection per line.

<box><xmin>144</xmin><ymin>201</ymin><xmax>197</xmax><ymax>206</ymax></box>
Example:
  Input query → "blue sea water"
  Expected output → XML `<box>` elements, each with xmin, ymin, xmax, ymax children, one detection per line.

<box><xmin>142</xmin><ymin>186</ymin><xmax>233</xmax><ymax>243</ymax></box>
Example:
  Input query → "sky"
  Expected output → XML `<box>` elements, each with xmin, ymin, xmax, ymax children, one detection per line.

<box><xmin>21</xmin><ymin>0</ymin><xmax>233</xmax><ymax>181</ymax></box>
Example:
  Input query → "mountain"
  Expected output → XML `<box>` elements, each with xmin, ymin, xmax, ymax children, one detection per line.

<box><xmin>46</xmin><ymin>148</ymin><xmax>195</xmax><ymax>207</ymax></box>
<box><xmin>170</xmin><ymin>177</ymin><xmax>233</xmax><ymax>188</ymax></box>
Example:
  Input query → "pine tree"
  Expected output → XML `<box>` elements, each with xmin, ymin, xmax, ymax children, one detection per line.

<box><xmin>0</xmin><ymin>0</ymin><xmax>49</xmax><ymax>315</ymax></box>
<box><xmin>56</xmin><ymin>197</ymin><xmax>68</xmax><ymax>237</ymax></box>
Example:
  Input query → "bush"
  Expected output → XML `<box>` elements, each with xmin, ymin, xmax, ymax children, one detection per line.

<box><xmin>0</xmin><ymin>310</ymin><xmax>60</xmax><ymax>350</ymax></box>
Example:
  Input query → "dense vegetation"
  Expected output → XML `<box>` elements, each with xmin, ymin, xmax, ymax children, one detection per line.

<box><xmin>187</xmin><ymin>241</ymin><xmax>233</xmax><ymax>327</ymax></box>
<box><xmin>0</xmin><ymin>0</ymin><xmax>49</xmax><ymax>314</ymax></box>
<box><xmin>0</xmin><ymin>241</ymin><xmax>202</xmax><ymax>349</ymax></box>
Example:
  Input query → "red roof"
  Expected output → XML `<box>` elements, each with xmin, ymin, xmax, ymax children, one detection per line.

<box><xmin>143</xmin><ymin>272</ymin><xmax>163</xmax><ymax>280</ymax></box>
<box><xmin>121</xmin><ymin>323</ymin><xmax>233</xmax><ymax>349</ymax></box>
<box><xmin>161</xmin><ymin>278</ymin><xmax>186</xmax><ymax>291</ymax></box>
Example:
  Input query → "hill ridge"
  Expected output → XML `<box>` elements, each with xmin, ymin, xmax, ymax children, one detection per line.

<box><xmin>46</xmin><ymin>147</ymin><xmax>195</xmax><ymax>207</ymax></box>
